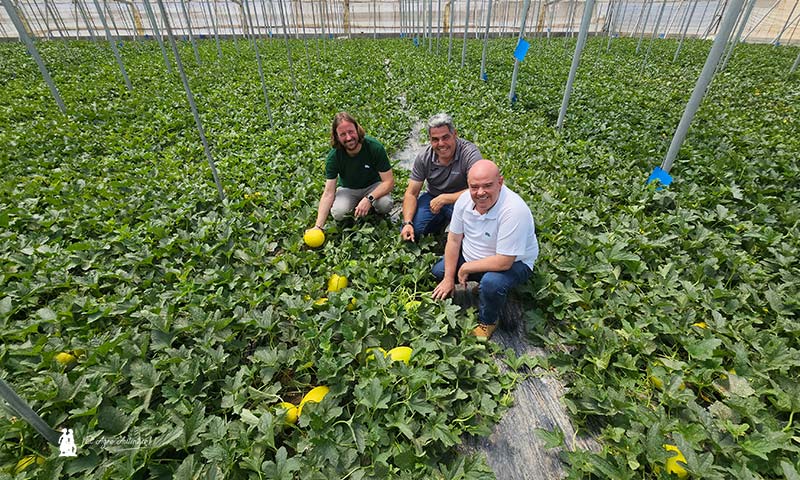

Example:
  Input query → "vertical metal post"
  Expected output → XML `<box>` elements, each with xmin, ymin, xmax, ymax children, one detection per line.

<box><xmin>297</xmin><ymin>0</ymin><xmax>311</xmax><ymax>73</ymax></box>
<box><xmin>436</xmin><ymin>0</ymin><xmax>442</xmax><ymax>52</ymax></box>
<box><xmin>606</xmin><ymin>0</ymin><xmax>616</xmax><ymax>50</ymax></box>
<box><xmin>103</xmin><ymin>0</ymin><xmax>121</xmax><ymax>39</ymax></box>
<box><xmin>179</xmin><ymin>0</ymin><xmax>202</xmax><ymax>64</ymax></box>
<box><xmin>479</xmin><ymin>0</ymin><xmax>493</xmax><ymax>80</ymax></box>
<box><xmin>448</xmin><ymin>0</ymin><xmax>456</xmax><ymax>60</ymax></box>
<box><xmin>155</xmin><ymin>0</ymin><xmax>226</xmax><ymax>201</ymax></box>
<box><xmin>76</xmin><ymin>0</ymin><xmax>99</xmax><ymax>41</ymax></box>
<box><xmin>674</xmin><ymin>0</ymin><xmax>700</xmax><ymax>61</ymax></box>
<box><xmin>276</xmin><ymin>0</ymin><xmax>298</xmax><ymax>94</ymax></box>
<box><xmin>509</xmin><ymin>0</ymin><xmax>531</xmax><ymax>103</ymax></box>
<box><xmin>719</xmin><ymin>0</ymin><xmax>756</xmax><ymax>70</ymax></box>
<box><xmin>90</xmin><ymin>0</ymin><xmax>133</xmax><ymax>91</ymax></box>
<box><xmin>661</xmin><ymin>0</ymin><xmax>744</xmax><ymax>174</ymax></box>
<box><xmin>641</xmin><ymin>0</ymin><xmax>666</xmax><ymax>72</ymax></box>
<box><xmin>142</xmin><ymin>0</ymin><xmax>172</xmax><ymax>71</ymax></box>
<box><xmin>224</xmin><ymin>0</ymin><xmax>239</xmax><ymax>48</ymax></box>
<box><xmin>428</xmin><ymin>0</ymin><xmax>434</xmax><ymax>51</ymax></box>
<box><xmin>204</xmin><ymin>0</ymin><xmax>222</xmax><ymax>58</ymax></box>
<box><xmin>1</xmin><ymin>0</ymin><xmax>66</xmax><ymax>113</ymax></box>
<box><xmin>556</xmin><ymin>0</ymin><xmax>595</xmax><ymax>129</ymax></box>
<box><xmin>790</xmin><ymin>50</ymin><xmax>800</xmax><ymax>74</ymax></box>
<box><xmin>635</xmin><ymin>0</ymin><xmax>653</xmax><ymax>52</ymax></box>
<box><xmin>461</xmin><ymin>0</ymin><xmax>471</xmax><ymax>66</ymax></box>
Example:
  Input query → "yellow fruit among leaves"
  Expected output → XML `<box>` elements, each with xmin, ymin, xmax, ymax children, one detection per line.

<box><xmin>404</xmin><ymin>300</ymin><xmax>421</xmax><ymax>312</ymax></box>
<box><xmin>366</xmin><ymin>347</ymin><xmax>387</xmax><ymax>362</ymax></box>
<box><xmin>278</xmin><ymin>402</ymin><xmax>299</xmax><ymax>425</ymax></box>
<box><xmin>327</xmin><ymin>274</ymin><xmax>348</xmax><ymax>292</ymax></box>
<box><xmin>14</xmin><ymin>455</ymin><xmax>45</xmax><ymax>474</ymax></box>
<box><xmin>387</xmin><ymin>346</ymin><xmax>413</xmax><ymax>364</ymax></box>
<box><xmin>54</xmin><ymin>352</ymin><xmax>77</xmax><ymax>366</ymax></box>
<box><xmin>303</xmin><ymin>228</ymin><xmax>325</xmax><ymax>248</ymax></box>
<box><xmin>664</xmin><ymin>444</ymin><xmax>689</xmax><ymax>479</ymax></box>
<box><xmin>298</xmin><ymin>386</ymin><xmax>330</xmax><ymax>416</ymax></box>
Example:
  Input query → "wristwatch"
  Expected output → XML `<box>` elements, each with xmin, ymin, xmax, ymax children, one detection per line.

<box><xmin>366</xmin><ymin>194</ymin><xmax>375</xmax><ymax>205</ymax></box>
<box><xmin>402</xmin><ymin>221</ymin><xmax>413</xmax><ymax>227</ymax></box>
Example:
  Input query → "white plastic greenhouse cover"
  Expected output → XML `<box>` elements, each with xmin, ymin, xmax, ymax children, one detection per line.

<box><xmin>1</xmin><ymin>0</ymin><xmax>798</xmax><ymax>44</ymax></box>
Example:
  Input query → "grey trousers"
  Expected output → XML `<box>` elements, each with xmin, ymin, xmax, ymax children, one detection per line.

<box><xmin>331</xmin><ymin>181</ymin><xmax>393</xmax><ymax>220</ymax></box>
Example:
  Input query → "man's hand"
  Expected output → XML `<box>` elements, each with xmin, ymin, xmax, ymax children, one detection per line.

<box><xmin>457</xmin><ymin>265</ymin><xmax>470</xmax><ymax>285</ymax></box>
<box><xmin>429</xmin><ymin>195</ymin><xmax>446</xmax><ymax>214</ymax></box>
<box><xmin>432</xmin><ymin>278</ymin><xmax>455</xmax><ymax>300</ymax></box>
<box><xmin>401</xmin><ymin>224</ymin><xmax>415</xmax><ymax>242</ymax></box>
<box><xmin>354</xmin><ymin>197</ymin><xmax>372</xmax><ymax>217</ymax></box>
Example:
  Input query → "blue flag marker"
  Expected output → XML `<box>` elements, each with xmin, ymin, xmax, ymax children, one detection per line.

<box><xmin>413</xmin><ymin>37</ymin><xmax>419</xmax><ymax>47</ymax></box>
<box><xmin>513</xmin><ymin>39</ymin><xmax>530</xmax><ymax>62</ymax></box>
<box><xmin>647</xmin><ymin>167</ymin><xmax>673</xmax><ymax>190</ymax></box>
<box><xmin>482</xmin><ymin>72</ymin><xmax>488</xmax><ymax>81</ymax></box>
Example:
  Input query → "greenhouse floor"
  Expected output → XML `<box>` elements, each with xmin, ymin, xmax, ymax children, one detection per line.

<box><xmin>455</xmin><ymin>283</ymin><xmax>599</xmax><ymax>480</ymax></box>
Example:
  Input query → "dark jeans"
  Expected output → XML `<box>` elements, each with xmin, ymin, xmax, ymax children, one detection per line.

<box><xmin>412</xmin><ymin>192</ymin><xmax>454</xmax><ymax>237</ymax></box>
<box><xmin>432</xmin><ymin>252</ymin><xmax>532</xmax><ymax>325</ymax></box>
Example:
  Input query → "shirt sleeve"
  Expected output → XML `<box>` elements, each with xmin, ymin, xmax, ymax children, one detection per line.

<box><xmin>460</xmin><ymin>140</ymin><xmax>482</xmax><ymax>173</ymax></box>
<box><xmin>373</xmin><ymin>141</ymin><xmax>391</xmax><ymax>173</ymax></box>
<box><xmin>449</xmin><ymin>191</ymin><xmax>469</xmax><ymax>235</ymax></box>
<box><xmin>409</xmin><ymin>148</ymin><xmax>430</xmax><ymax>182</ymax></box>
<box><xmin>325</xmin><ymin>149</ymin><xmax>339</xmax><ymax>180</ymax></box>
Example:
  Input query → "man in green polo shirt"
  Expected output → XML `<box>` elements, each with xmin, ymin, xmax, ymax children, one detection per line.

<box><xmin>310</xmin><ymin>112</ymin><xmax>395</xmax><ymax>231</ymax></box>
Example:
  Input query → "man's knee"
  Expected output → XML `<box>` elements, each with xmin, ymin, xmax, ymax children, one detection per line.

<box><xmin>480</xmin><ymin>272</ymin><xmax>514</xmax><ymax>296</ymax></box>
<box><xmin>373</xmin><ymin>196</ymin><xmax>393</xmax><ymax>214</ymax></box>
<box><xmin>330</xmin><ymin>201</ymin><xmax>349</xmax><ymax>221</ymax></box>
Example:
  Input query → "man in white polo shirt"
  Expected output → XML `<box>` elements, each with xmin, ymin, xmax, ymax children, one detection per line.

<box><xmin>431</xmin><ymin>159</ymin><xmax>539</xmax><ymax>339</ymax></box>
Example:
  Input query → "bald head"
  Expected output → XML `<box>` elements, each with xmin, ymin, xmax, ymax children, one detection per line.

<box><xmin>468</xmin><ymin>159</ymin><xmax>504</xmax><ymax>213</ymax></box>
<box><xmin>468</xmin><ymin>159</ymin><xmax>501</xmax><ymax>182</ymax></box>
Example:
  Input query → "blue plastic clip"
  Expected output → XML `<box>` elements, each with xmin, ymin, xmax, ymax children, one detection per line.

<box><xmin>481</xmin><ymin>72</ymin><xmax>488</xmax><ymax>81</ymax></box>
<box><xmin>513</xmin><ymin>38</ymin><xmax>530</xmax><ymax>62</ymax></box>
<box><xmin>511</xmin><ymin>93</ymin><xmax>518</xmax><ymax>104</ymax></box>
<box><xmin>413</xmin><ymin>37</ymin><xmax>419</xmax><ymax>47</ymax></box>
<box><xmin>647</xmin><ymin>167</ymin><xmax>672</xmax><ymax>190</ymax></box>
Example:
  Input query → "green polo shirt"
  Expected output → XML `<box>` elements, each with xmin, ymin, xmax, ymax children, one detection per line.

<box><xmin>325</xmin><ymin>135</ymin><xmax>391</xmax><ymax>189</ymax></box>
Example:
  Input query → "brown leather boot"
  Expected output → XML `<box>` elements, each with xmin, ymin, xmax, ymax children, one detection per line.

<box><xmin>472</xmin><ymin>323</ymin><xmax>497</xmax><ymax>339</ymax></box>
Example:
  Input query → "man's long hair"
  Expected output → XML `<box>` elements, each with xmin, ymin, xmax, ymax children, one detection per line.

<box><xmin>330</xmin><ymin>112</ymin><xmax>366</xmax><ymax>150</ymax></box>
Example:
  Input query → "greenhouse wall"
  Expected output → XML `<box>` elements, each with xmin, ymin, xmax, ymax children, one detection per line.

<box><xmin>1</xmin><ymin>0</ymin><xmax>799</xmax><ymax>44</ymax></box>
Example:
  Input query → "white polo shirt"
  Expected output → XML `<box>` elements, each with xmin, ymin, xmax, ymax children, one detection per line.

<box><xmin>449</xmin><ymin>185</ymin><xmax>539</xmax><ymax>270</ymax></box>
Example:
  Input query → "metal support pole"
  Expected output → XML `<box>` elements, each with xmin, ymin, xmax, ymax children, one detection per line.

<box><xmin>155</xmin><ymin>0</ymin><xmax>226</xmax><ymax>201</ymax></box>
<box><xmin>556</xmin><ymin>0</ymin><xmax>595</xmax><ymax>129</ymax></box>
<box><xmin>91</xmin><ymin>0</ymin><xmax>133</xmax><ymax>91</ymax></box>
<box><xmin>674</xmin><ymin>0</ymin><xmax>700</xmax><ymax>61</ymax></box>
<box><xmin>0</xmin><ymin>378</ymin><xmax>60</xmax><ymax>446</ymax></box>
<box><xmin>636</xmin><ymin>0</ymin><xmax>653</xmax><ymax>53</ymax></box>
<box><xmin>479</xmin><ymin>0</ymin><xmax>494</xmax><ymax>80</ymax></box>
<box><xmin>509</xmin><ymin>0</ymin><xmax>531</xmax><ymax>103</ymax></box>
<box><xmin>224</xmin><ymin>0</ymin><xmax>239</xmax><ymax>48</ymax></box>
<box><xmin>661</xmin><ymin>0</ymin><xmax>744</xmax><ymax>174</ymax></box>
<box><xmin>461</xmin><ymin>0</ymin><xmax>471</xmax><ymax>66</ymax></box>
<box><xmin>276</xmin><ymin>0</ymin><xmax>298</xmax><ymax>94</ymax></box>
<box><xmin>448</xmin><ymin>0</ymin><xmax>455</xmax><ymax>60</ymax></box>
<box><xmin>179</xmin><ymin>0</ymin><xmax>202</xmax><ymax>65</ymax></box>
<box><xmin>298</xmin><ymin>0</ymin><xmax>311</xmax><ymax>73</ymax></box>
<box><xmin>791</xmin><ymin>50</ymin><xmax>800</xmax><ymax>74</ymax></box>
<box><xmin>1</xmin><ymin>0</ymin><xmax>66</xmax><ymax>113</ymax></box>
<box><xmin>742</xmin><ymin>0</ymin><xmax>779</xmax><ymax>41</ymax></box>
<box><xmin>719</xmin><ymin>0</ymin><xmax>756</xmax><ymax>71</ymax></box>
<box><xmin>142</xmin><ymin>0</ymin><xmax>172</xmax><ymax>72</ymax></box>
<box><xmin>205</xmin><ymin>0</ymin><xmax>222</xmax><ymax>58</ymax></box>
<box><xmin>641</xmin><ymin>0</ymin><xmax>666</xmax><ymax>72</ymax></box>
<box><xmin>76</xmin><ymin>0</ymin><xmax>98</xmax><ymax>41</ymax></box>
<box><xmin>428</xmin><ymin>0</ymin><xmax>434</xmax><ymax>51</ymax></box>
<box><xmin>436</xmin><ymin>0</ymin><xmax>442</xmax><ymax>52</ymax></box>
<box><xmin>773</xmin><ymin>0</ymin><xmax>799</xmax><ymax>45</ymax></box>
